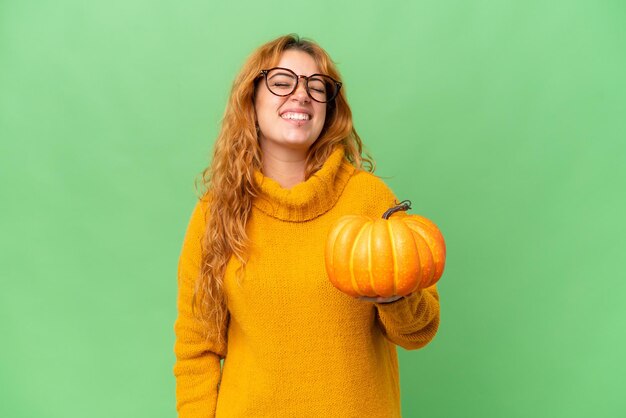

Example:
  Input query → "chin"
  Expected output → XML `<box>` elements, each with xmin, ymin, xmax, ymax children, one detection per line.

<box><xmin>259</xmin><ymin>131</ymin><xmax>321</xmax><ymax>153</ymax></box>
<box><xmin>281</xmin><ymin>135</ymin><xmax>317</xmax><ymax>147</ymax></box>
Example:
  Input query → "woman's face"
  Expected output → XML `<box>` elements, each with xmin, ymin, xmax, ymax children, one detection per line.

<box><xmin>254</xmin><ymin>49</ymin><xmax>327</xmax><ymax>155</ymax></box>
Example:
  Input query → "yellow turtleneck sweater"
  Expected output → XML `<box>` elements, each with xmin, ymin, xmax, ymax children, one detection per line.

<box><xmin>174</xmin><ymin>147</ymin><xmax>441</xmax><ymax>417</ymax></box>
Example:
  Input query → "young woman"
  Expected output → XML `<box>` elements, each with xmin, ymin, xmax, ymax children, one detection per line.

<box><xmin>174</xmin><ymin>34</ymin><xmax>441</xmax><ymax>417</ymax></box>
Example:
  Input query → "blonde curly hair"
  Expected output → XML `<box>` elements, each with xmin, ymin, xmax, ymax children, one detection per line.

<box><xmin>194</xmin><ymin>34</ymin><xmax>374</xmax><ymax>343</ymax></box>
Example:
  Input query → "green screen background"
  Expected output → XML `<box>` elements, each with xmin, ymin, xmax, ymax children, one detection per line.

<box><xmin>1</xmin><ymin>1</ymin><xmax>625</xmax><ymax>417</ymax></box>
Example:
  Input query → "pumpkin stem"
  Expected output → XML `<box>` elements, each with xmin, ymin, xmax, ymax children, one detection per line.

<box><xmin>382</xmin><ymin>200</ymin><xmax>412</xmax><ymax>219</ymax></box>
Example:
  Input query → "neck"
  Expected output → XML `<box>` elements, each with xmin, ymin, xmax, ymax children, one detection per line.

<box><xmin>260</xmin><ymin>143</ymin><xmax>308</xmax><ymax>189</ymax></box>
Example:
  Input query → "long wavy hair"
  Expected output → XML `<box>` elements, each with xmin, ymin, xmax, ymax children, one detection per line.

<box><xmin>194</xmin><ymin>34</ymin><xmax>374</xmax><ymax>342</ymax></box>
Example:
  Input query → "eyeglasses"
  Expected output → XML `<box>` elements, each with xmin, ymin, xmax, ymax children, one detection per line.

<box><xmin>259</xmin><ymin>67</ymin><xmax>342</xmax><ymax>103</ymax></box>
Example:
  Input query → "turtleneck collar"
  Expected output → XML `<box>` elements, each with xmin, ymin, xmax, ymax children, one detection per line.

<box><xmin>252</xmin><ymin>147</ymin><xmax>355</xmax><ymax>222</ymax></box>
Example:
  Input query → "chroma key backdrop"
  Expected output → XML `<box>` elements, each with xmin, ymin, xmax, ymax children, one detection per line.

<box><xmin>1</xmin><ymin>0</ymin><xmax>625</xmax><ymax>417</ymax></box>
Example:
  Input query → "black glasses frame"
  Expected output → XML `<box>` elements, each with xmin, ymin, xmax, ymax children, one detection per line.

<box><xmin>259</xmin><ymin>67</ymin><xmax>342</xmax><ymax>103</ymax></box>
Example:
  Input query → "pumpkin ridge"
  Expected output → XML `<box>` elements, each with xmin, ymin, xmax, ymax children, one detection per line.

<box><xmin>367</xmin><ymin>223</ymin><xmax>375</xmax><ymax>296</ymax></box>
<box><xmin>396</xmin><ymin>219</ymin><xmax>422</xmax><ymax>293</ymax></box>
<box><xmin>405</xmin><ymin>222</ymin><xmax>437</xmax><ymax>258</ymax></box>
<box><xmin>386</xmin><ymin>221</ymin><xmax>398</xmax><ymax>296</ymax></box>
<box><xmin>411</xmin><ymin>231</ymin><xmax>435</xmax><ymax>288</ymax></box>
<box><xmin>326</xmin><ymin>216</ymin><xmax>358</xmax><ymax>289</ymax></box>
<box><xmin>407</xmin><ymin>217</ymin><xmax>443</xmax><ymax>241</ymax></box>
<box><xmin>349</xmin><ymin>222</ymin><xmax>370</xmax><ymax>296</ymax></box>
<box><xmin>405</xmin><ymin>221</ymin><xmax>445</xmax><ymax>282</ymax></box>
<box><xmin>330</xmin><ymin>217</ymin><xmax>359</xmax><ymax>265</ymax></box>
<box><xmin>406</xmin><ymin>222</ymin><xmax>437</xmax><ymax>254</ymax></box>
<box><xmin>333</xmin><ymin>216</ymin><xmax>364</xmax><ymax>296</ymax></box>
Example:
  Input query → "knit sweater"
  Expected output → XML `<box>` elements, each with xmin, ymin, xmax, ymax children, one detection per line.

<box><xmin>174</xmin><ymin>147</ymin><xmax>441</xmax><ymax>417</ymax></box>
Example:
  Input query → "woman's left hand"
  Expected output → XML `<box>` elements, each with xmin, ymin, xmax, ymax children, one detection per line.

<box><xmin>357</xmin><ymin>293</ymin><xmax>412</xmax><ymax>304</ymax></box>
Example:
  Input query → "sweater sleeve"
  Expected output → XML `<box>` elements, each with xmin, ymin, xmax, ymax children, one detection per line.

<box><xmin>173</xmin><ymin>199</ymin><xmax>228</xmax><ymax>418</ymax></box>
<box><xmin>374</xmin><ymin>284</ymin><xmax>440</xmax><ymax>350</ymax></box>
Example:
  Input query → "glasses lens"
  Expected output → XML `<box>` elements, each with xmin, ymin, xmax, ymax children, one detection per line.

<box><xmin>266</xmin><ymin>69</ymin><xmax>297</xmax><ymax>96</ymax></box>
<box><xmin>308</xmin><ymin>75</ymin><xmax>337</xmax><ymax>103</ymax></box>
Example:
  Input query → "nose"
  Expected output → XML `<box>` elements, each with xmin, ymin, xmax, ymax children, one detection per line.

<box><xmin>292</xmin><ymin>76</ymin><xmax>310</xmax><ymax>102</ymax></box>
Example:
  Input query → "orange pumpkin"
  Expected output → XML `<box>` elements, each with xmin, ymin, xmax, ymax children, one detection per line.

<box><xmin>325</xmin><ymin>200</ymin><xmax>446</xmax><ymax>298</ymax></box>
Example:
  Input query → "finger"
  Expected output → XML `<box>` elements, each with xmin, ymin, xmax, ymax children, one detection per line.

<box><xmin>357</xmin><ymin>296</ymin><xmax>379</xmax><ymax>302</ymax></box>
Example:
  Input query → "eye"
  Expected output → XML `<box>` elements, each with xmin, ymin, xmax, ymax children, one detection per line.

<box><xmin>269</xmin><ymin>74</ymin><xmax>296</xmax><ymax>91</ymax></box>
<box><xmin>308</xmin><ymin>79</ymin><xmax>326</xmax><ymax>93</ymax></box>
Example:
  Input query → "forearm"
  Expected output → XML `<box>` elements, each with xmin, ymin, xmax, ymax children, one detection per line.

<box><xmin>174</xmin><ymin>274</ymin><xmax>226</xmax><ymax>417</ymax></box>
<box><xmin>174</xmin><ymin>351</ymin><xmax>222</xmax><ymax>417</ymax></box>
<box><xmin>374</xmin><ymin>285</ymin><xmax>440</xmax><ymax>350</ymax></box>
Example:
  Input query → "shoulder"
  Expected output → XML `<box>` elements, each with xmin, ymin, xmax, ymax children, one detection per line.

<box><xmin>340</xmin><ymin>168</ymin><xmax>399</xmax><ymax>217</ymax></box>
<box><xmin>346</xmin><ymin>168</ymin><xmax>396</xmax><ymax>199</ymax></box>
<box><xmin>184</xmin><ymin>193</ymin><xmax>212</xmax><ymax>236</ymax></box>
<box><xmin>192</xmin><ymin>192</ymin><xmax>212</xmax><ymax>216</ymax></box>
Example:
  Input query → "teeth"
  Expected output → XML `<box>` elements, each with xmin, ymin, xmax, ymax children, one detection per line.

<box><xmin>281</xmin><ymin>112</ymin><xmax>310</xmax><ymax>121</ymax></box>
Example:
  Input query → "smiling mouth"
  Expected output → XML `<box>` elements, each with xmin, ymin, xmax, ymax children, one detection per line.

<box><xmin>280</xmin><ymin>112</ymin><xmax>311</xmax><ymax>121</ymax></box>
